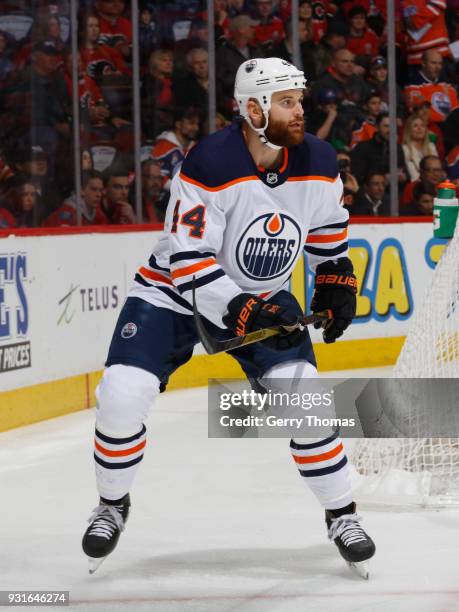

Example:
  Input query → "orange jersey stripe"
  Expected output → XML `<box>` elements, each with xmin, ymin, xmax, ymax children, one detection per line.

<box><xmin>95</xmin><ymin>439</ymin><xmax>146</xmax><ymax>458</ymax></box>
<box><xmin>306</xmin><ymin>229</ymin><xmax>348</xmax><ymax>244</ymax></box>
<box><xmin>293</xmin><ymin>442</ymin><xmax>344</xmax><ymax>464</ymax></box>
<box><xmin>287</xmin><ymin>175</ymin><xmax>338</xmax><ymax>183</ymax></box>
<box><xmin>139</xmin><ymin>266</ymin><xmax>173</xmax><ymax>285</ymax></box>
<box><xmin>180</xmin><ymin>172</ymin><xmax>259</xmax><ymax>192</ymax></box>
<box><xmin>171</xmin><ymin>258</ymin><xmax>216</xmax><ymax>280</ymax></box>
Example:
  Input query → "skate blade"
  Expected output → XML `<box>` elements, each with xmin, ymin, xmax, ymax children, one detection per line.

<box><xmin>347</xmin><ymin>561</ymin><xmax>369</xmax><ymax>580</ymax></box>
<box><xmin>88</xmin><ymin>556</ymin><xmax>106</xmax><ymax>574</ymax></box>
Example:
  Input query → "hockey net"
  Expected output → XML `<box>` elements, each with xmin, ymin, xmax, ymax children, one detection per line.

<box><xmin>350</xmin><ymin>221</ymin><xmax>459</xmax><ymax>508</ymax></box>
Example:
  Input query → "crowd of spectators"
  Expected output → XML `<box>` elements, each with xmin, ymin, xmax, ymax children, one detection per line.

<box><xmin>0</xmin><ymin>0</ymin><xmax>459</xmax><ymax>228</ymax></box>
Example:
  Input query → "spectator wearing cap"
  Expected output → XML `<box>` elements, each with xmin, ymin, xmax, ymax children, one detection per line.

<box><xmin>402</xmin><ymin>113</ymin><xmax>438</xmax><ymax>181</ymax></box>
<box><xmin>151</xmin><ymin>108</ymin><xmax>200</xmax><ymax>189</ymax></box>
<box><xmin>139</xmin><ymin>7</ymin><xmax>158</xmax><ymax>65</ymax></box>
<box><xmin>252</xmin><ymin>0</ymin><xmax>285</xmax><ymax>46</ymax></box>
<box><xmin>345</xmin><ymin>5</ymin><xmax>380</xmax><ymax>63</ymax></box>
<box><xmin>401</xmin><ymin>154</ymin><xmax>445</xmax><ymax>206</ymax></box>
<box><xmin>350</xmin><ymin>112</ymin><xmax>408</xmax><ymax>186</ymax></box>
<box><xmin>350</xmin><ymin>91</ymin><xmax>381</xmax><ymax>149</ymax></box>
<box><xmin>42</xmin><ymin>170</ymin><xmax>108</xmax><ymax>227</ymax></box>
<box><xmin>404</xmin><ymin>50</ymin><xmax>459</xmax><ymax>124</ymax></box>
<box><xmin>350</xmin><ymin>171</ymin><xmax>390</xmax><ymax>216</ymax></box>
<box><xmin>102</xmin><ymin>164</ymin><xmax>136</xmax><ymax>224</ymax></box>
<box><xmin>78</xmin><ymin>13</ymin><xmax>130</xmax><ymax>80</ymax></box>
<box><xmin>94</xmin><ymin>0</ymin><xmax>132</xmax><ymax>60</ymax></box>
<box><xmin>366</xmin><ymin>55</ymin><xmax>406</xmax><ymax>119</ymax></box>
<box><xmin>5</xmin><ymin>41</ymin><xmax>72</xmax><ymax>173</ymax></box>
<box><xmin>141</xmin><ymin>49</ymin><xmax>175</xmax><ymax>139</ymax></box>
<box><xmin>173</xmin><ymin>48</ymin><xmax>225</xmax><ymax>118</ymax></box>
<box><xmin>267</xmin><ymin>18</ymin><xmax>316</xmax><ymax>81</ymax></box>
<box><xmin>10</xmin><ymin>143</ymin><xmax>62</xmax><ymax>219</ymax></box>
<box><xmin>0</xmin><ymin>175</ymin><xmax>39</xmax><ymax>227</ymax></box>
<box><xmin>307</xmin><ymin>88</ymin><xmax>339</xmax><ymax>144</ymax></box>
<box><xmin>216</xmin><ymin>15</ymin><xmax>261</xmax><ymax>108</ymax></box>
<box><xmin>401</xmin><ymin>181</ymin><xmax>436</xmax><ymax>215</ymax></box>
<box><xmin>401</xmin><ymin>0</ymin><xmax>449</xmax><ymax>65</ymax></box>
<box><xmin>140</xmin><ymin>160</ymin><xmax>169</xmax><ymax>223</ymax></box>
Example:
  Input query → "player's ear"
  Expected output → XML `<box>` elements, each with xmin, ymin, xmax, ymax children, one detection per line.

<box><xmin>247</xmin><ymin>98</ymin><xmax>264</xmax><ymax>128</ymax></box>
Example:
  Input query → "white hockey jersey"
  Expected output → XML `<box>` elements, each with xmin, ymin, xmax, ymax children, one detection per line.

<box><xmin>129</xmin><ymin>123</ymin><xmax>349</xmax><ymax>328</ymax></box>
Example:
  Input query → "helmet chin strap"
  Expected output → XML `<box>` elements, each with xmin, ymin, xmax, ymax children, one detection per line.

<box><xmin>245</xmin><ymin>110</ymin><xmax>282</xmax><ymax>151</ymax></box>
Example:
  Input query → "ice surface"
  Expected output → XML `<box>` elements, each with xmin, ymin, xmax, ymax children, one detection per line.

<box><xmin>1</xmin><ymin>367</ymin><xmax>458</xmax><ymax>612</ymax></box>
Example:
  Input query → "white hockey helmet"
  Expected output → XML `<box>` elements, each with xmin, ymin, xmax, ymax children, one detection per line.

<box><xmin>234</xmin><ymin>57</ymin><xmax>306</xmax><ymax>150</ymax></box>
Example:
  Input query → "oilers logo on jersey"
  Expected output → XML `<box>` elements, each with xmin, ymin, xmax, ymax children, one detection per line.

<box><xmin>236</xmin><ymin>212</ymin><xmax>301</xmax><ymax>280</ymax></box>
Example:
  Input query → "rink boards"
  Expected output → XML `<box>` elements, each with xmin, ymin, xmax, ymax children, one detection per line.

<box><xmin>0</xmin><ymin>219</ymin><xmax>444</xmax><ymax>430</ymax></box>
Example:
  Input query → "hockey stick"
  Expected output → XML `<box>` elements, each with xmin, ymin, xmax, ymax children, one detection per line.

<box><xmin>192</xmin><ymin>280</ymin><xmax>332</xmax><ymax>355</ymax></box>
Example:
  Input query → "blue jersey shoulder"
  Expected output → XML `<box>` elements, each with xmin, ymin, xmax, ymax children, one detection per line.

<box><xmin>291</xmin><ymin>133</ymin><xmax>338</xmax><ymax>179</ymax></box>
<box><xmin>180</xmin><ymin>123</ymin><xmax>254</xmax><ymax>187</ymax></box>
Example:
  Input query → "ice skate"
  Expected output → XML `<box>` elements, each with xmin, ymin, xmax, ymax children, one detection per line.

<box><xmin>82</xmin><ymin>494</ymin><xmax>130</xmax><ymax>574</ymax></box>
<box><xmin>326</xmin><ymin>503</ymin><xmax>375</xmax><ymax>579</ymax></box>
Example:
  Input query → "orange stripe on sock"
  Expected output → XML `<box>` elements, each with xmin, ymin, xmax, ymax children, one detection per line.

<box><xmin>305</xmin><ymin>229</ymin><xmax>348</xmax><ymax>244</ymax></box>
<box><xmin>139</xmin><ymin>266</ymin><xmax>173</xmax><ymax>285</ymax></box>
<box><xmin>171</xmin><ymin>258</ymin><xmax>216</xmax><ymax>280</ymax></box>
<box><xmin>292</xmin><ymin>442</ymin><xmax>343</xmax><ymax>464</ymax></box>
<box><xmin>95</xmin><ymin>439</ymin><xmax>146</xmax><ymax>458</ymax></box>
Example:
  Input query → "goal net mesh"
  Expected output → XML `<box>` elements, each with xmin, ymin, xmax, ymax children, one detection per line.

<box><xmin>350</xmin><ymin>222</ymin><xmax>459</xmax><ymax>508</ymax></box>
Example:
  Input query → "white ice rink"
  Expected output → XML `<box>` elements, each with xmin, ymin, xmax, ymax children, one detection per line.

<box><xmin>1</xmin><ymin>369</ymin><xmax>459</xmax><ymax>612</ymax></box>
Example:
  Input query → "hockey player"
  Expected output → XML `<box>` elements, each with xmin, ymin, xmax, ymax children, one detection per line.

<box><xmin>82</xmin><ymin>57</ymin><xmax>376</xmax><ymax>577</ymax></box>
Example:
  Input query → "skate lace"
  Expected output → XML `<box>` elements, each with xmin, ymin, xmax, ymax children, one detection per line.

<box><xmin>87</xmin><ymin>504</ymin><xmax>125</xmax><ymax>540</ymax></box>
<box><xmin>328</xmin><ymin>513</ymin><xmax>367</xmax><ymax>547</ymax></box>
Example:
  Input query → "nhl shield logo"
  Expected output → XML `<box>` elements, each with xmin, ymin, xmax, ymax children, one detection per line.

<box><xmin>121</xmin><ymin>322</ymin><xmax>138</xmax><ymax>339</ymax></box>
<box><xmin>266</xmin><ymin>172</ymin><xmax>278</xmax><ymax>185</ymax></box>
<box><xmin>236</xmin><ymin>212</ymin><xmax>302</xmax><ymax>281</ymax></box>
<box><xmin>245</xmin><ymin>60</ymin><xmax>257</xmax><ymax>73</ymax></box>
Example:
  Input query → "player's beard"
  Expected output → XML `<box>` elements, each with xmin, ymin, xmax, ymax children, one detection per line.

<box><xmin>265</xmin><ymin>116</ymin><xmax>305</xmax><ymax>147</ymax></box>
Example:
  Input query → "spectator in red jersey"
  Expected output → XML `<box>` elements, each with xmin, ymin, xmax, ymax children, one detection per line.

<box><xmin>349</xmin><ymin>171</ymin><xmax>390</xmax><ymax>216</ymax></box>
<box><xmin>252</xmin><ymin>0</ymin><xmax>285</xmax><ymax>46</ymax></box>
<box><xmin>350</xmin><ymin>112</ymin><xmax>408</xmax><ymax>186</ymax></box>
<box><xmin>345</xmin><ymin>5</ymin><xmax>380</xmax><ymax>64</ymax></box>
<box><xmin>42</xmin><ymin>170</ymin><xmax>108</xmax><ymax>227</ymax></box>
<box><xmin>102</xmin><ymin>164</ymin><xmax>136</xmax><ymax>224</ymax></box>
<box><xmin>268</xmin><ymin>19</ymin><xmax>316</xmax><ymax>80</ymax></box>
<box><xmin>79</xmin><ymin>13</ymin><xmax>129</xmax><ymax>79</ymax></box>
<box><xmin>350</xmin><ymin>91</ymin><xmax>381</xmax><ymax>149</ymax></box>
<box><xmin>401</xmin><ymin>0</ymin><xmax>450</xmax><ymax>65</ymax></box>
<box><xmin>94</xmin><ymin>0</ymin><xmax>132</xmax><ymax>60</ymax></box>
<box><xmin>216</xmin><ymin>15</ymin><xmax>260</xmax><ymax>108</ymax></box>
<box><xmin>0</xmin><ymin>175</ymin><xmax>39</xmax><ymax>227</ymax></box>
<box><xmin>141</xmin><ymin>48</ymin><xmax>175</xmax><ymax>139</ymax></box>
<box><xmin>402</xmin><ymin>114</ymin><xmax>438</xmax><ymax>181</ymax></box>
<box><xmin>401</xmin><ymin>154</ymin><xmax>445</xmax><ymax>205</ymax></box>
<box><xmin>404</xmin><ymin>50</ymin><xmax>459</xmax><ymax>124</ymax></box>
<box><xmin>402</xmin><ymin>182</ymin><xmax>436</xmax><ymax>215</ymax></box>
<box><xmin>141</xmin><ymin>160</ymin><xmax>168</xmax><ymax>223</ymax></box>
<box><xmin>298</xmin><ymin>0</ymin><xmax>328</xmax><ymax>44</ymax></box>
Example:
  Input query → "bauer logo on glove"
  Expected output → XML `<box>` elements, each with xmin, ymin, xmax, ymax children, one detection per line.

<box><xmin>311</xmin><ymin>258</ymin><xmax>357</xmax><ymax>344</ymax></box>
